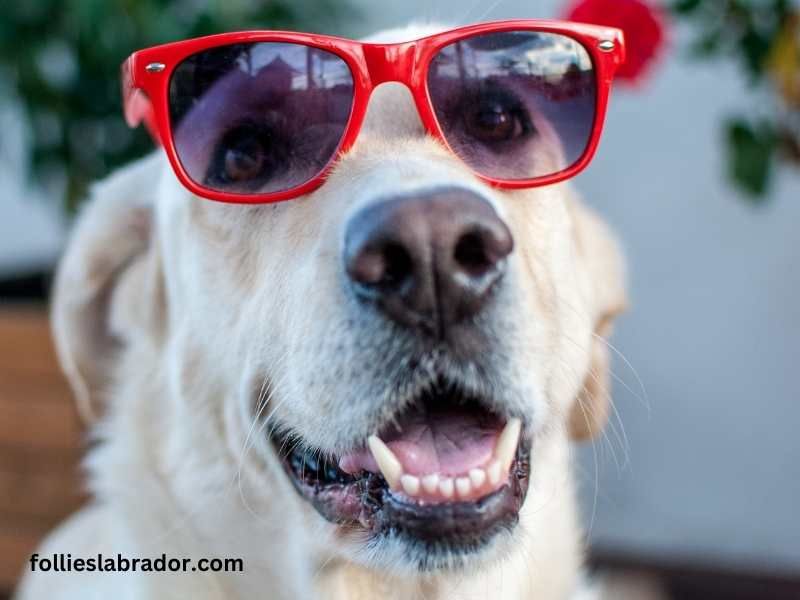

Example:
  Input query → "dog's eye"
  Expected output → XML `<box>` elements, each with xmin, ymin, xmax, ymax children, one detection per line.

<box><xmin>465</xmin><ymin>102</ymin><xmax>517</xmax><ymax>143</ymax></box>
<box><xmin>206</xmin><ymin>122</ymin><xmax>286</xmax><ymax>188</ymax></box>
<box><xmin>224</xmin><ymin>136</ymin><xmax>265</xmax><ymax>182</ymax></box>
<box><xmin>462</xmin><ymin>87</ymin><xmax>536</xmax><ymax>145</ymax></box>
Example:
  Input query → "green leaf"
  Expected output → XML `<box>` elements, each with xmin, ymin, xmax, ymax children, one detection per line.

<box><xmin>671</xmin><ymin>0</ymin><xmax>703</xmax><ymax>15</ymax></box>
<box><xmin>0</xmin><ymin>0</ymin><xmax>356</xmax><ymax>212</ymax></box>
<box><xmin>738</xmin><ymin>28</ymin><xmax>772</xmax><ymax>81</ymax></box>
<box><xmin>725</xmin><ymin>119</ymin><xmax>776</xmax><ymax>200</ymax></box>
<box><xmin>689</xmin><ymin>28</ymin><xmax>723</xmax><ymax>57</ymax></box>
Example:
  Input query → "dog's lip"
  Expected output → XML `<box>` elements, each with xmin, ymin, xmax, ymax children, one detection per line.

<box><xmin>274</xmin><ymin>432</ymin><xmax>531</xmax><ymax>546</ymax></box>
<box><xmin>268</xmin><ymin>385</ymin><xmax>532</xmax><ymax>556</ymax></box>
<box><xmin>376</xmin><ymin>449</ymin><xmax>529</xmax><ymax>544</ymax></box>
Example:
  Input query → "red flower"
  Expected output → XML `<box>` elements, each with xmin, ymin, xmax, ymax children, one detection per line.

<box><xmin>564</xmin><ymin>0</ymin><xmax>667</xmax><ymax>85</ymax></box>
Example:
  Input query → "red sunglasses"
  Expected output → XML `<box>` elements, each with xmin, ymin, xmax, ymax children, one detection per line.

<box><xmin>122</xmin><ymin>20</ymin><xmax>625</xmax><ymax>204</ymax></box>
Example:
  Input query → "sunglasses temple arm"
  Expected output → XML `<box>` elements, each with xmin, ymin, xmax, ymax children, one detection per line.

<box><xmin>120</xmin><ymin>58</ymin><xmax>162</xmax><ymax>147</ymax></box>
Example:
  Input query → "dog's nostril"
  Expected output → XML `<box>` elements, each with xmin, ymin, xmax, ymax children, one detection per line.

<box><xmin>381</xmin><ymin>242</ymin><xmax>413</xmax><ymax>287</ymax></box>
<box><xmin>454</xmin><ymin>222</ymin><xmax>514</xmax><ymax>278</ymax></box>
<box><xmin>454</xmin><ymin>230</ymin><xmax>493</xmax><ymax>277</ymax></box>
<box><xmin>347</xmin><ymin>241</ymin><xmax>413</xmax><ymax>291</ymax></box>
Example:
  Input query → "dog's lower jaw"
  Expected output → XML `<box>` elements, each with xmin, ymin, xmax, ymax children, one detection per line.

<box><xmin>311</xmin><ymin>432</ymin><xmax>583</xmax><ymax>600</ymax></box>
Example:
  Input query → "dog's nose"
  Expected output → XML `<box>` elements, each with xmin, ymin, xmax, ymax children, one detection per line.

<box><xmin>344</xmin><ymin>187</ymin><xmax>513</xmax><ymax>336</ymax></box>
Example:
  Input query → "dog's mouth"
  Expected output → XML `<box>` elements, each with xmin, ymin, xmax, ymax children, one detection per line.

<box><xmin>270</xmin><ymin>384</ymin><xmax>531</xmax><ymax>564</ymax></box>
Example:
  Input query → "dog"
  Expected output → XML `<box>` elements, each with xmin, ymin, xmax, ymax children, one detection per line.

<box><xmin>16</xmin><ymin>23</ymin><xmax>661</xmax><ymax>600</ymax></box>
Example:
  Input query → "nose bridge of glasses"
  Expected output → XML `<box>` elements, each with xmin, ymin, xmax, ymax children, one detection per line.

<box><xmin>362</xmin><ymin>42</ymin><xmax>416</xmax><ymax>86</ymax></box>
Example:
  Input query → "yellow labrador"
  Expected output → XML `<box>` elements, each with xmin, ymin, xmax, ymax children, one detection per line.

<box><xmin>17</xmin><ymin>24</ymin><xmax>661</xmax><ymax>600</ymax></box>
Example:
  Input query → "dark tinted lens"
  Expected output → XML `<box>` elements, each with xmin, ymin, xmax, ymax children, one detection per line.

<box><xmin>428</xmin><ymin>31</ymin><xmax>596</xmax><ymax>180</ymax></box>
<box><xmin>169</xmin><ymin>42</ymin><xmax>354</xmax><ymax>195</ymax></box>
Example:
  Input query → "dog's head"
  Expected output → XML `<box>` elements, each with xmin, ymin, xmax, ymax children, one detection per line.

<box><xmin>53</xmin><ymin>25</ymin><xmax>625</xmax><ymax>577</ymax></box>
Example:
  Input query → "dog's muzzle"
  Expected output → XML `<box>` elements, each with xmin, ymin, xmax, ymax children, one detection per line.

<box><xmin>269</xmin><ymin>187</ymin><xmax>529</xmax><ymax>568</ymax></box>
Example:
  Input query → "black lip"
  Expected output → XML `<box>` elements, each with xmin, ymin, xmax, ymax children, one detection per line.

<box><xmin>374</xmin><ymin>444</ymin><xmax>530</xmax><ymax>547</ymax></box>
<box><xmin>272</xmin><ymin>430</ymin><xmax>531</xmax><ymax>559</ymax></box>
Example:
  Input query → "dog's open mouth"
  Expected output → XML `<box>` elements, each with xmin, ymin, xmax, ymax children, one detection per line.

<box><xmin>270</xmin><ymin>385</ymin><xmax>531</xmax><ymax>559</ymax></box>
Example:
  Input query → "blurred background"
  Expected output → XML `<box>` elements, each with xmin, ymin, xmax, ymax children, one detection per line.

<box><xmin>1</xmin><ymin>1</ymin><xmax>799</xmax><ymax>598</ymax></box>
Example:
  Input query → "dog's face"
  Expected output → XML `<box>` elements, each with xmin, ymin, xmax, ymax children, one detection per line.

<box><xmin>53</xmin><ymin>25</ymin><xmax>626</xmax><ymax>579</ymax></box>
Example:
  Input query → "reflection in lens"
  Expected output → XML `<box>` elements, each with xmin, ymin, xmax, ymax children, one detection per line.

<box><xmin>169</xmin><ymin>43</ymin><xmax>354</xmax><ymax>195</ymax></box>
<box><xmin>428</xmin><ymin>31</ymin><xmax>596</xmax><ymax>181</ymax></box>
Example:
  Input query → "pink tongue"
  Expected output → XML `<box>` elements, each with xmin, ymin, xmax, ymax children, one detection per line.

<box><xmin>340</xmin><ymin>408</ymin><xmax>502</xmax><ymax>476</ymax></box>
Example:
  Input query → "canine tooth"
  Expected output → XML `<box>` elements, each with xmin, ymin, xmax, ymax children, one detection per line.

<box><xmin>487</xmin><ymin>460</ymin><xmax>502</xmax><ymax>486</ymax></box>
<box><xmin>439</xmin><ymin>477</ymin><xmax>454</xmax><ymax>499</ymax></box>
<box><xmin>367</xmin><ymin>435</ymin><xmax>402</xmax><ymax>489</ymax></box>
<box><xmin>469</xmin><ymin>468</ymin><xmax>486</xmax><ymax>489</ymax></box>
<box><xmin>422</xmin><ymin>474</ymin><xmax>440</xmax><ymax>494</ymax></box>
<box><xmin>455</xmin><ymin>477</ymin><xmax>472</xmax><ymax>498</ymax></box>
<box><xmin>401</xmin><ymin>474</ymin><xmax>420</xmax><ymax>496</ymax></box>
<box><xmin>495</xmin><ymin>418</ymin><xmax>522</xmax><ymax>471</ymax></box>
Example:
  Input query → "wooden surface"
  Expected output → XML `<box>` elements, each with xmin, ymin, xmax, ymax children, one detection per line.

<box><xmin>0</xmin><ymin>307</ymin><xmax>86</xmax><ymax>593</ymax></box>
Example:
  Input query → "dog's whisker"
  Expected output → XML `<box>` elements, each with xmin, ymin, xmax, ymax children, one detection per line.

<box><xmin>571</xmin><ymin>390</ymin><xmax>602</xmax><ymax>546</ymax></box>
<box><xmin>455</xmin><ymin>0</ymin><xmax>485</xmax><ymax>27</ymax></box>
<box><xmin>605</xmin><ymin>363</ymin><xmax>649</xmax><ymax>412</ymax></box>
<box><xmin>558</xmin><ymin>250</ymin><xmax>648</xmax><ymax>427</ymax></box>
<box><xmin>548</xmin><ymin>352</ymin><xmax>614</xmax><ymax>544</ymax></box>
<box><xmin>235</xmin><ymin>372</ymin><xmax>272</xmax><ymax>475</ymax></box>
<box><xmin>473</xmin><ymin>0</ymin><xmax>507</xmax><ymax>23</ymax></box>
<box><xmin>309</xmin><ymin>553</ymin><xmax>338</xmax><ymax>590</ymax></box>
<box><xmin>542</xmin><ymin>240</ymin><xmax>649</xmax><ymax>417</ymax></box>
<box><xmin>578</xmin><ymin>362</ymin><xmax>631</xmax><ymax>470</ymax></box>
<box><xmin>233</xmin><ymin>355</ymin><xmax>295</xmax><ymax>524</ymax></box>
<box><xmin>592</xmin><ymin>332</ymin><xmax>650</xmax><ymax>411</ymax></box>
<box><xmin>556</xmin><ymin>319</ymin><xmax>648</xmax><ymax>412</ymax></box>
<box><xmin>549</xmin><ymin>321</ymin><xmax>635</xmax><ymax>471</ymax></box>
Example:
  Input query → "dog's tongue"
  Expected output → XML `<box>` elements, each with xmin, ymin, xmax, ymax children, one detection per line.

<box><xmin>339</xmin><ymin>405</ymin><xmax>502</xmax><ymax>476</ymax></box>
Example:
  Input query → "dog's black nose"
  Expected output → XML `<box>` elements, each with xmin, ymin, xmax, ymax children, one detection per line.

<box><xmin>344</xmin><ymin>187</ymin><xmax>513</xmax><ymax>336</ymax></box>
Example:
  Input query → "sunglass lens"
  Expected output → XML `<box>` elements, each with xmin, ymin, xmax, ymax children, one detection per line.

<box><xmin>169</xmin><ymin>42</ymin><xmax>354</xmax><ymax>196</ymax></box>
<box><xmin>427</xmin><ymin>31</ymin><xmax>597</xmax><ymax>181</ymax></box>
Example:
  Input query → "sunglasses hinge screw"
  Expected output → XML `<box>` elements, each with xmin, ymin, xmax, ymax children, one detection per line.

<box><xmin>145</xmin><ymin>62</ymin><xmax>166</xmax><ymax>73</ymax></box>
<box><xmin>598</xmin><ymin>40</ymin><xmax>615</xmax><ymax>52</ymax></box>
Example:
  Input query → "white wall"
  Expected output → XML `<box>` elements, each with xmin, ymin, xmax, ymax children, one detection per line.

<box><xmin>0</xmin><ymin>96</ymin><xmax>65</xmax><ymax>278</ymax></box>
<box><xmin>349</xmin><ymin>0</ymin><xmax>800</xmax><ymax>575</ymax></box>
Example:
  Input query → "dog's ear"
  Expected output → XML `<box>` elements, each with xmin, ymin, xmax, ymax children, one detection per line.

<box><xmin>566</xmin><ymin>195</ymin><xmax>628</xmax><ymax>441</ymax></box>
<box><xmin>52</xmin><ymin>156</ymin><xmax>165</xmax><ymax>423</ymax></box>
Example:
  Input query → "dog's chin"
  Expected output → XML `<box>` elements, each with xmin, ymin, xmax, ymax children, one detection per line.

<box><xmin>268</xmin><ymin>382</ymin><xmax>531</xmax><ymax>572</ymax></box>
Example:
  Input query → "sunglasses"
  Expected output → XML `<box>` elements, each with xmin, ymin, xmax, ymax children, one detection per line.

<box><xmin>122</xmin><ymin>20</ymin><xmax>625</xmax><ymax>204</ymax></box>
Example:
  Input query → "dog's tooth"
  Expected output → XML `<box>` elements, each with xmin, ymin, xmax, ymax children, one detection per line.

<box><xmin>421</xmin><ymin>474</ymin><xmax>440</xmax><ymax>495</ymax></box>
<box><xmin>401</xmin><ymin>474</ymin><xmax>420</xmax><ymax>496</ymax></box>
<box><xmin>469</xmin><ymin>468</ymin><xmax>486</xmax><ymax>489</ymax></box>
<box><xmin>455</xmin><ymin>477</ymin><xmax>472</xmax><ymax>499</ymax></box>
<box><xmin>495</xmin><ymin>418</ymin><xmax>522</xmax><ymax>471</ymax></box>
<box><xmin>487</xmin><ymin>460</ymin><xmax>503</xmax><ymax>486</ymax></box>
<box><xmin>438</xmin><ymin>477</ymin><xmax>454</xmax><ymax>499</ymax></box>
<box><xmin>367</xmin><ymin>435</ymin><xmax>402</xmax><ymax>489</ymax></box>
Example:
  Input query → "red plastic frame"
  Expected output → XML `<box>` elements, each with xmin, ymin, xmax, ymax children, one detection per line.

<box><xmin>122</xmin><ymin>20</ymin><xmax>625</xmax><ymax>204</ymax></box>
